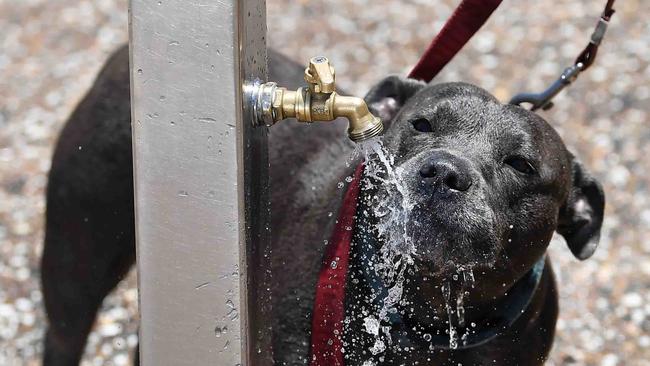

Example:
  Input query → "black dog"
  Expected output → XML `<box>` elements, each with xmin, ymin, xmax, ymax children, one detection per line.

<box><xmin>341</xmin><ymin>78</ymin><xmax>605</xmax><ymax>365</ymax></box>
<box><xmin>41</xmin><ymin>45</ymin><xmax>604</xmax><ymax>365</ymax></box>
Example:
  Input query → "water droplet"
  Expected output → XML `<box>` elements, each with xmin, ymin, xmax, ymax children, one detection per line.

<box><xmin>214</xmin><ymin>325</ymin><xmax>227</xmax><ymax>338</ymax></box>
<box><xmin>370</xmin><ymin>339</ymin><xmax>385</xmax><ymax>355</ymax></box>
<box><xmin>363</xmin><ymin>316</ymin><xmax>380</xmax><ymax>336</ymax></box>
<box><xmin>423</xmin><ymin>333</ymin><xmax>432</xmax><ymax>341</ymax></box>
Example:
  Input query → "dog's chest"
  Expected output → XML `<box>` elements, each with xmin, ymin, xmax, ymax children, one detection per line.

<box><xmin>342</xmin><ymin>217</ymin><xmax>434</xmax><ymax>364</ymax></box>
<box><xmin>341</xmin><ymin>211</ymin><xmax>479</xmax><ymax>365</ymax></box>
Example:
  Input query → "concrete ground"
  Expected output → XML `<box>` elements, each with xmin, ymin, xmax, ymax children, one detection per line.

<box><xmin>0</xmin><ymin>0</ymin><xmax>648</xmax><ymax>365</ymax></box>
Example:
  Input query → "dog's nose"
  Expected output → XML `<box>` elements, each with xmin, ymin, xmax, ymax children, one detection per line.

<box><xmin>419</xmin><ymin>151</ymin><xmax>473</xmax><ymax>192</ymax></box>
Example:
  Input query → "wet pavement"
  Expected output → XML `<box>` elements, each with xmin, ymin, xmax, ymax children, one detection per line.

<box><xmin>0</xmin><ymin>0</ymin><xmax>648</xmax><ymax>364</ymax></box>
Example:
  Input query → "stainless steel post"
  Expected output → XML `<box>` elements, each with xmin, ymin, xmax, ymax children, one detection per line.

<box><xmin>129</xmin><ymin>1</ymin><xmax>270</xmax><ymax>364</ymax></box>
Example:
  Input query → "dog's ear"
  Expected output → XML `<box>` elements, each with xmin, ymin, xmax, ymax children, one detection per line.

<box><xmin>365</xmin><ymin>76</ymin><xmax>426</xmax><ymax>127</ymax></box>
<box><xmin>557</xmin><ymin>159</ymin><xmax>605</xmax><ymax>260</ymax></box>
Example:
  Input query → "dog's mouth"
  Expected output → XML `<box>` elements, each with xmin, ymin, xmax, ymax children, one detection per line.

<box><xmin>369</xmin><ymin>175</ymin><xmax>501</xmax><ymax>276</ymax></box>
<box><xmin>405</xmin><ymin>204</ymin><xmax>501</xmax><ymax>274</ymax></box>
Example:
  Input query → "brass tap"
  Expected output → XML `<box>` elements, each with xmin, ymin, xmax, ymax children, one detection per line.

<box><xmin>251</xmin><ymin>56</ymin><xmax>383</xmax><ymax>142</ymax></box>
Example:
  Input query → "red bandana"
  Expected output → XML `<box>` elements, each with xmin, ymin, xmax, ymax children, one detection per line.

<box><xmin>309</xmin><ymin>164</ymin><xmax>364</xmax><ymax>366</ymax></box>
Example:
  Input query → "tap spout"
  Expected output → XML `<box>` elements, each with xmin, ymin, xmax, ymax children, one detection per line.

<box><xmin>331</xmin><ymin>94</ymin><xmax>383</xmax><ymax>142</ymax></box>
<box><xmin>250</xmin><ymin>56</ymin><xmax>383</xmax><ymax>143</ymax></box>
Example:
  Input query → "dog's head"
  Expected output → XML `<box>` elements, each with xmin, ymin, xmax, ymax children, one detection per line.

<box><xmin>364</xmin><ymin>77</ymin><xmax>605</xmax><ymax>281</ymax></box>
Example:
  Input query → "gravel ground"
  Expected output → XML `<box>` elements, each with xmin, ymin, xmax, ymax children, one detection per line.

<box><xmin>0</xmin><ymin>0</ymin><xmax>648</xmax><ymax>365</ymax></box>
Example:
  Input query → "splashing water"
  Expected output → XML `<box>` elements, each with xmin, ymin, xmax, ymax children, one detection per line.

<box><xmin>355</xmin><ymin>138</ymin><xmax>416</xmax><ymax>256</ymax></box>
<box><xmin>363</xmin><ymin>316</ymin><xmax>380</xmax><ymax>336</ymax></box>
<box><xmin>456</xmin><ymin>293</ymin><xmax>466</xmax><ymax>327</ymax></box>
<box><xmin>347</xmin><ymin>138</ymin><xmax>420</xmax><ymax>358</ymax></box>
<box><xmin>442</xmin><ymin>265</ymin><xmax>479</xmax><ymax>349</ymax></box>
<box><xmin>442</xmin><ymin>283</ymin><xmax>459</xmax><ymax>349</ymax></box>
<box><xmin>370</xmin><ymin>339</ymin><xmax>386</xmax><ymax>355</ymax></box>
<box><xmin>462</xmin><ymin>266</ymin><xmax>476</xmax><ymax>288</ymax></box>
<box><xmin>346</xmin><ymin>138</ymin><xmax>479</xmax><ymax>357</ymax></box>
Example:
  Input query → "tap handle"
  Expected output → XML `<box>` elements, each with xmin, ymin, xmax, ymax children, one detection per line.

<box><xmin>305</xmin><ymin>56</ymin><xmax>336</xmax><ymax>94</ymax></box>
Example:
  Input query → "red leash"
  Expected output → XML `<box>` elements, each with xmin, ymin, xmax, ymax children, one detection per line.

<box><xmin>408</xmin><ymin>0</ymin><xmax>503</xmax><ymax>82</ymax></box>
<box><xmin>309</xmin><ymin>164</ymin><xmax>364</xmax><ymax>366</ymax></box>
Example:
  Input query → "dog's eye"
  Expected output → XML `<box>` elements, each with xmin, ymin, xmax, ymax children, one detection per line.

<box><xmin>504</xmin><ymin>156</ymin><xmax>537</xmax><ymax>175</ymax></box>
<box><xmin>411</xmin><ymin>118</ymin><xmax>432</xmax><ymax>132</ymax></box>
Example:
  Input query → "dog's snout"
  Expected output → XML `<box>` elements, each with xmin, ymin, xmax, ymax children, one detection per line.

<box><xmin>419</xmin><ymin>151</ymin><xmax>473</xmax><ymax>192</ymax></box>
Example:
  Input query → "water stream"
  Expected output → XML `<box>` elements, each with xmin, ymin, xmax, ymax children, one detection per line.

<box><xmin>344</xmin><ymin>138</ymin><xmax>478</xmax><ymax>359</ymax></box>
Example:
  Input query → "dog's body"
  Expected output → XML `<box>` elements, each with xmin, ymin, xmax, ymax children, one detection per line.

<box><xmin>41</xmin><ymin>46</ymin><xmax>356</xmax><ymax>365</ymax></box>
<box><xmin>41</xmin><ymin>45</ymin><xmax>604</xmax><ymax>365</ymax></box>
